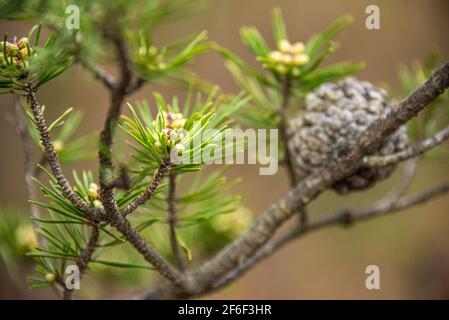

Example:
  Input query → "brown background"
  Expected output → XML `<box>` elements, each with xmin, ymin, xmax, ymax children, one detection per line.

<box><xmin>1</xmin><ymin>0</ymin><xmax>449</xmax><ymax>299</ymax></box>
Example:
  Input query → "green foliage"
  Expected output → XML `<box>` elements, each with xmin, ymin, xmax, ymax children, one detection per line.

<box><xmin>27</xmin><ymin>169</ymin><xmax>155</xmax><ymax>289</ymax></box>
<box><xmin>217</xmin><ymin>8</ymin><xmax>364</xmax><ymax>130</ymax></box>
<box><xmin>23</xmin><ymin>104</ymin><xmax>95</xmax><ymax>164</ymax></box>
<box><xmin>131</xmin><ymin>31</ymin><xmax>211</xmax><ymax>83</ymax></box>
<box><xmin>0</xmin><ymin>24</ymin><xmax>74</xmax><ymax>93</ymax></box>
<box><xmin>120</xmin><ymin>89</ymin><xmax>249</xmax><ymax>173</ymax></box>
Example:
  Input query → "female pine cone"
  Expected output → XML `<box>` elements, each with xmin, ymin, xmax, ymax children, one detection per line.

<box><xmin>287</xmin><ymin>77</ymin><xmax>409</xmax><ymax>194</ymax></box>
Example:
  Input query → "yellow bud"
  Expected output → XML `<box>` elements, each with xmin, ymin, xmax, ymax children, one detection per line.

<box><xmin>18</xmin><ymin>37</ymin><xmax>29</xmax><ymax>50</ymax></box>
<box><xmin>276</xmin><ymin>64</ymin><xmax>287</xmax><ymax>74</ymax></box>
<box><xmin>138</xmin><ymin>47</ymin><xmax>146</xmax><ymax>56</ymax></box>
<box><xmin>281</xmin><ymin>53</ymin><xmax>293</xmax><ymax>65</ymax></box>
<box><xmin>293</xmin><ymin>53</ymin><xmax>310</xmax><ymax>66</ymax></box>
<box><xmin>174</xmin><ymin>144</ymin><xmax>185</xmax><ymax>155</ymax></box>
<box><xmin>20</xmin><ymin>47</ymin><xmax>30</xmax><ymax>59</ymax></box>
<box><xmin>45</xmin><ymin>273</ymin><xmax>56</xmax><ymax>283</ymax></box>
<box><xmin>278</xmin><ymin>39</ymin><xmax>291</xmax><ymax>53</ymax></box>
<box><xmin>158</xmin><ymin>62</ymin><xmax>167</xmax><ymax>70</ymax></box>
<box><xmin>292</xmin><ymin>67</ymin><xmax>301</xmax><ymax>77</ymax></box>
<box><xmin>53</xmin><ymin>140</ymin><xmax>64</xmax><ymax>153</ymax></box>
<box><xmin>292</xmin><ymin>42</ymin><xmax>305</xmax><ymax>54</ymax></box>
<box><xmin>16</xmin><ymin>225</ymin><xmax>38</xmax><ymax>252</ymax></box>
<box><xmin>155</xmin><ymin>141</ymin><xmax>162</xmax><ymax>149</ymax></box>
<box><xmin>93</xmin><ymin>200</ymin><xmax>103</xmax><ymax>209</ymax></box>
<box><xmin>6</xmin><ymin>42</ymin><xmax>19</xmax><ymax>56</ymax></box>
<box><xmin>269</xmin><ymin>50</ymin><xmax>283</xmax><ymax>62</ymax></box>
<box><xmin>88</xmin><ymin>183</ymin><xmax>99</xmax><ymax>200</ymax></box>
<box><xmin>148</xmin><ymin>46</ymin><xmax>157</xmax><ymax>55</ymax></box>
<box><xmin>171</xmin><ymin>119</ymin><xmax>186</xmax><ymax>129</ymax></box>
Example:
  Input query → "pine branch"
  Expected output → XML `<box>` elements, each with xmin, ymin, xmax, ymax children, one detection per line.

<box><xmin>98</xmin><ymin>27</ymin><xmax>133</xmax><ymax>217</ymax></box>
<box><xmin>121</xmin><ymin>159</ymin><xmax>172</xmax><ymax>216</ymax></box>
<box><xmin>279</xmin><ymin>76</ymin><xmax>297</xmax><ymax>187</ymax></box>
<box><xmin>140</xmin><ymin>61</ymin><xmax>449</xmax><ymax>300</ymax></box>
<box><xmin>24</xmin><ymin>82</ymin><xmax>96</xmax><ymax>218</ymax></box>
<box><xmin>80</xmin><ymin>60</ymin><xmax>116</xmax><ymax>90</ymax></box>
<box><xmin>107</xmin><ymin>212</ymin><xmax>193</xmax><ymax>290</ymax></box>
<box><xmin>364</xmin><ymin>125</ymin><xmax>449</xmax><ymax>167</ymax></box>
<box><xmin>279</xmin><ymin>77</ymin><xmax>308</xmax><ymax>228</ymax></box>
<box><xmin>63</xmin><ymin>223</ymin><xmax>99</xmax><ymax>300</ymax></box>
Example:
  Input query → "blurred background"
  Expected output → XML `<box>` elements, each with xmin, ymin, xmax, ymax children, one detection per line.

<box><xmin>1</xmin><ymin>0</ymin><xmax>449</xmax><ymax>299</ymax></box>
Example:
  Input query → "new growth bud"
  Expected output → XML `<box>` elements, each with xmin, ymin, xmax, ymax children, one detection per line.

<box><xmin>45</xmin><ymin>273</ymin><xmax>56</xmax><ymax>283</ymax></box>
<box><xmin>262</xmin><ymin>38</ymin><xmax>309</xmax><ymax>76</ymax></box>
<box><xmin>16</xmin><ymin>224</ymin><xmax>38</xmax><ymax>252</ymax></box>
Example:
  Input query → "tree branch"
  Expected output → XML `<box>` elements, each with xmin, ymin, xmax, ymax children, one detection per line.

<box><xmin>279</xmin><ymin>76</ymin><xmax>297</xmax><ymax>187</ymax></box>
<box><xmin>97</xmin><ymin>27</ymin><xmax>134</xmax><ymax>217</ymax></box>
<box><xmin>107</xmin><ymin>212</ymin><xmax>193</xmax><ymax>290</ymax></box>
<box><xmin>63</xmin><ymin>223</ymin><xmax>99</xmax><ymax>300</ymax></box>
<box><xmin>140</xmin><ymin>61</ymin><xmax>449</xmax><ymax>299</ymax></box>
<box><xmin>121</xmin><ymin>159</ymin><xmax>172</xmax><ymax>216</ymax></box>
<box><xmin>80</xmin><ymin>60</ymin><xmax>116</xmax><ymax>90</ymax></box>
<box><xmin>24</xmin><ymin>82</ymin><xmax>96</xmax><ymax>218</ymax></box>
<box><xmin>364</xmin><ymin>125</ymin><xmax>449</xmax><ymax>167</ymax></box>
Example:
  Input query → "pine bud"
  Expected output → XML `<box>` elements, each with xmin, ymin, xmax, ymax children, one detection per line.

<box><xmin>281</xmin><ymin>54</ymin><xmax>293</xmax><ymax>65</ymax></box>
<box><xmin>292</xmin><ymin>42</ymin><xmax>305</xmax><ymax>54</ymax></box>
<box><xmin>174</xmin><ymin>143</ymin><xmax>185</xmax><ymax>155</ymax></box>
<box><xmin>17</xmin><ymin>37</ymin><xmax>28</xmax><ymax>50</ymax></box>
<box><xmin>269</xmin><ymin>50</ymin><xmax>283</xmax><ymax>62</ymax></box>
<box><xmin>6</xmin><ymin>42</ymin><xmax>19</xmax><ymax>56</ymax></box>
<box><xmin>88</xmin><ymin>183</ymin><xmax>99</xmax><ymax>200</ymax></box>
<box><xmin>293</xmin><ymin>53</ymin><xmax>309</xmax><ymax>66</ymax></box>
<box><xmin>45</xmin><ymin>273</ymin><xmax>56</xmax><ymax>283</ymax></box>
<box><xmin>20</xmin><ymin>47</ymin><xmax>30</xmax><ymax>59</ymax></box>
<box><xmin>93</xmin><ymin>199</ymin><xmax>103</xmax><ymax>209</ymax></box>
<box><xmin>16</xmin><ymin>224</ymin><xmax>38</xmax><ymax>252</ymax></box>
<box><xmin>278</xmin><ymin>39</ymin><xmax>291</xmax><ymax>53</ymax></box>
<box><xmin>53</xmin><ymin>140</ymin><xmax>64</xmax><ymax>153</ymax></box>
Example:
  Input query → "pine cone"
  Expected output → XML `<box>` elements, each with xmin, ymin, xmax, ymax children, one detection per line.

<box><xmin>287</xmin><ymin>77</ymin><xmax>409</xmax><ymax>194</ymax></box>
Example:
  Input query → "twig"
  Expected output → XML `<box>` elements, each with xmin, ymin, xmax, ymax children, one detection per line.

<box><xmin>364</xmin><ymin>125</ymin><xmax>449</xmax><ymax>167</ymax></box>
<box><xmin>24</xmin><ymin>82</ymin><xmax>96</xmax><ymax>218</ymax></box>
<box><xmin>140</xmin><ymin>61</ymin><xmax>449</xmax><ymax>299</ymax></box>
<box><xmin>125</xmin><ymin>78</ymin><xmax>146</xmax><ymax>94</ymax></box>
<box><xmin>97</xmin><ymin>27</ymin><xmax>133</xmax><ymax>217</ymax></box>
<box><xmin>79</xmin><ymin>59</ymin><xmax>116</xmax><ymax>90</ymax></box>
<box><xmin>63</xmin><ymin>223</ymin><xmax>100</xmax><ymax>300</ymax></box>
<box><xmin>279</xmin><ymin>77</ymin><xmax>308</xmax><ymax>226</ymax></box>
<box><xmin>168</xmin><ymin>171</ymin><xmax>186</xmax><ymax>271</ymax></box>
<box><xmin>279</xmin><ymin>76</ymin><xmax>297</xmax><ymax>187</ymax></box>
<box><xmin>107</xmin><ymin>212</ymin><xmax>193</xmax><ymax>290</ymax></box>
<box><xmin>384</xmin><ymin>158</ymin><xmax>418</xmax><ymax>203</ymax></box>
<box><xmin>121</xmin><ymin>159</ymin><xmax>172</xmax><ymax>216</ymax></box>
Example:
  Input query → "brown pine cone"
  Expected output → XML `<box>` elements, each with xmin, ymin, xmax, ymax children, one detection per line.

<box><xmin>287</xmin><ymin>77</ymin><xmax>409</xmax><ymax>194</ymax></box>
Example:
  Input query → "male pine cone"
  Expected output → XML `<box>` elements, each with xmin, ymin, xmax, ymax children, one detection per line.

<box><xmin>287</xmin><ymin>77</ymin><xmax>409</xmax><ymax>194</ymax></box>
